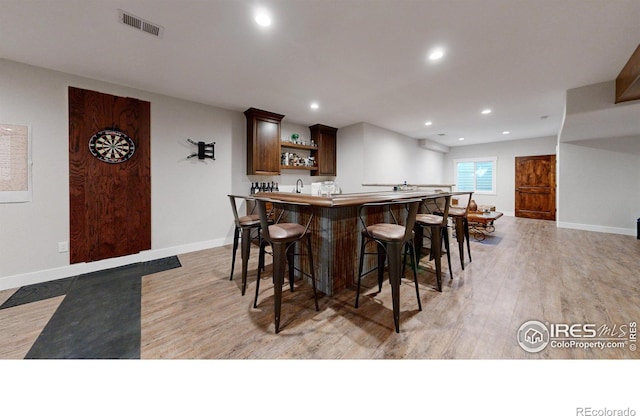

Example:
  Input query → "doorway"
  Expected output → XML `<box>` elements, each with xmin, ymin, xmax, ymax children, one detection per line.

<box><xmin>515</xmin><ymin>155</ymin><xmax>556</xmax><ymax>220</ymax></box>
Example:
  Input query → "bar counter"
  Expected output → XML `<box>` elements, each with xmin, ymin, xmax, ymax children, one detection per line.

<box><xmin>253</xmin><ymin>190</ymin><xmax>446</xmax><ymax>295</ymax></box>
<box><xmin>254</xmin><ymin>189</ymin><xmax>436</xmax><ymax>207</ymax></box>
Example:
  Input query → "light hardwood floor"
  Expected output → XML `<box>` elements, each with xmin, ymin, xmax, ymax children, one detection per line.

<box><xmin>2</xmin><ymin>216</ymin><xmax>639</xmax><ymax>359</ymax></box>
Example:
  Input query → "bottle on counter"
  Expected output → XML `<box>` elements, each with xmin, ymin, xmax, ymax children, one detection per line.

<box><xmin>250</xmin><ymin>182</ymin><xmax>255</xmax><ymax>194</ymax></box>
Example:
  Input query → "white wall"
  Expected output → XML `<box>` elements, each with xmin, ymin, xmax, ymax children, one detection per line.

<box><xmin>337</xmin><ymin>122</ymin><xmax>444</xmax><ymax>193</ymax></box>
<box><xmin>335</xmin><ymin>122</ymin><xmax>365</xmax><ymax>193</ymax></box>
<box><xmin>0</xmin><ymin>59</ymin><xmax>239</xmax><ymax>289</ymax></box>
<box><xmin>442</xmin><ymin>136</ymin><xmax>558</xmax><ymax>215</ymax></box>
<box><xmin>557</xmin><ymin>81</ymin><xmax>640</xmax><ymax>236</ymax></box>
<box><xmin>557</xmin><ymin>142</ymin><xmax>640</xmax><ymax>234</ymax></box>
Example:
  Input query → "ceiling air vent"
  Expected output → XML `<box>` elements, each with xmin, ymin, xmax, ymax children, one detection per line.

<box><xmin>118</xmin><ymin>9</ymin><xmax>164</xmax><ymax>38</ymax></box>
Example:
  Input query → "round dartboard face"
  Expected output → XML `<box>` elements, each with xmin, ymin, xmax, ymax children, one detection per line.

<box><xmin>88</xmin><ymin>130</ymin><xmax>136</xmax><ymax>164</ymax></box>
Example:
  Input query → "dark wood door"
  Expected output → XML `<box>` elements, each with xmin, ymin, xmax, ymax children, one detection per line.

<box><xmin>69</xmin><ymin>87</ymin><xmax>151</xmax><ymax>263</ymax></box>
<box><xmin>515</xmin><ymin>155</ymin><xmax>556</xmax><ymax>220</ymax></box>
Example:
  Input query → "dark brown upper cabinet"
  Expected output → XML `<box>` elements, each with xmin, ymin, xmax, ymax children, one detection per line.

<box><xmin>310</xmin><ymin>124</ymin><xmax>338</xmax><ymax>176</ymax></box>
<box><xmin>245</xmin><ymin>107</ymin><xmax>284</xmax><ymax>175</ymax></box>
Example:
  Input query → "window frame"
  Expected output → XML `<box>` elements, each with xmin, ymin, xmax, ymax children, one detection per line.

<box><xmin>453</xmin><ymin>156</ymin><xmax>497</xmax><ymax>195</ymax></box>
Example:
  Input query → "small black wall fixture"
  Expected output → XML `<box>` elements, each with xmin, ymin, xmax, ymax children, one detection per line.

<box><xmin>187</xmin><ymin>139</ymin><xmax>215</xmax><ymax>160</ymax></box>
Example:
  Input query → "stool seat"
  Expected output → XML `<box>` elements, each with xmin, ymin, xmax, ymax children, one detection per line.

<box><xmin>238</xmin><ymin>214</ymin><xmax>260</xmax><ymax>226</ymax></box>
<box><xmin>267</xmin><ymin>223</ymin><xmax>306</xmax><ymax>241</ymax></box>
<box><xmin>364</xmin><ymin>224</ymin><xmax>409</xmax><ymax>242</ymax></box>
<box><xmin>448</xmin><ymin>207</ymin><xmax>466</xmax><ymax>217</ymax></box>
<box><xmin>416</xmin><ymin>213</ymin><xmax>443</xmax><ymax>225</ymax></box>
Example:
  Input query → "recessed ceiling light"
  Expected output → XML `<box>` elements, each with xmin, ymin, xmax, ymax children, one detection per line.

<box><xmin>502</xmin><ymin>131</ymin><xmax>510</xmax><ymax>135</ymax></box>
<box><xmin>254</xmin><ymin>11</ymin><xmax>272</xmax><ymax>27</ymax></box>
<box><xmin>425</xmin><ymin>121</ymin><xmax>433</xmax><ymax>126</ymax></box>
<box><xmin>428</xmin><ymin>48</ymin><xmax>445</xmax><ymax>61</ymax></box>
<box><xmin>310</xmin><ymin>102</ymin><xmax>319</xmax><ymax>110</ymax></box>
<box><xmin>458</xmin><ymin>137</ymin><xmax>465</xmax><ymax>141</ymax></box>
<box><xmin>481</xmin><ymin>109</ymin><xmax>492</xmax><ymax>115</ymax></box>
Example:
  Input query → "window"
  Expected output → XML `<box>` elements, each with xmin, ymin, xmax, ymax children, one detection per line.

<box><xmin>454</xmin><ymin>157</ymin><xmax>497</xmax><ymax>195</ymax></box>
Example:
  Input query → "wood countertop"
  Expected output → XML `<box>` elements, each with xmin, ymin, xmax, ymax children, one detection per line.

<box><xmin>253</xmin><ymin>190</ymin><xmax>449</xmax><ymax>207</ymax></box>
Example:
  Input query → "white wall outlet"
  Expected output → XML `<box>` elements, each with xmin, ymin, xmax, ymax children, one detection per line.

<box><xmin>58</xmin><ymin>241</ymin><xmax>69</xmax><ymax>253</ymax></box>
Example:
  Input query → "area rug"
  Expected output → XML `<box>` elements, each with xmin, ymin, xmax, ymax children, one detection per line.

<box><xmin>21</xmin><ymin>256</ymin><xmax>181</xmax><ymax>359</ymax></box>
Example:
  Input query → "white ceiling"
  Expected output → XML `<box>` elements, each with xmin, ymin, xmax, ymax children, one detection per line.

<box><xmin>1</xmin><ymin>0</ymin><xmax>639</xmax><ymax>147</ymax></box>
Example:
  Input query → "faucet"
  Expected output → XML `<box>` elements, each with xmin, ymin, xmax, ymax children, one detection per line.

<box><xmin>295</xmin><ymin>178</ymin><xmax>304</xmax><ymax>193</ymax></box>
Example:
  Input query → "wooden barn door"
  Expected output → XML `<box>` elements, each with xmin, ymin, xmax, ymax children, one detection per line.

<box><xmin>69</xmin><ymin>87</ymin><xmax>151</xmax><ymax>263</ymax></box>
<box><xmin>515</xmin><ymin>155</ymin><xmax>556</xmax><ymax>221</ymax></box>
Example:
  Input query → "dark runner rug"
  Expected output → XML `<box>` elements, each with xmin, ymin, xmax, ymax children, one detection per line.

<box><xmin>22</xmin><ymin>256</ymin><xmax>181</xmax><ymax>359</ymax></box>
<box><xmin>1</xmin><ymin>277</ymin><xmax>75</xmax><ymax>310</ymax></box>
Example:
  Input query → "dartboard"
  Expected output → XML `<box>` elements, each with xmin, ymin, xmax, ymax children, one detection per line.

<box><xmin>88</xmin><ymin>129</ymin><xmax>136</xmax><ymax>163</ymax></box>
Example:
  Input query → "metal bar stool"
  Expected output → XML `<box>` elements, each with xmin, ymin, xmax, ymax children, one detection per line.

<box><xmin>228</xmin><ymin>194</ymin><xmax>263</xmax><ymax>296</ymax></box>
<box><xmin>414</xmin><ymin>193</ymin><xmax>452</xmax><ymax>292</ymax></box>
<box><xmin>253</xmin><ymin>198</ymin><xmax>319</xmax><ymax>334</ymax></box>
<box><xmin>448</xmin><ymin>192</ymin><xmax>474</xmax><ymax>270</ymax></box>
<box><xmin>355</xmin><ymin>198</ymin><xmax>422</xmax><ymax>333</ymax></box>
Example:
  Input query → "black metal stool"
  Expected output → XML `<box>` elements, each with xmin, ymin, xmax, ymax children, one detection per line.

<box><xmin>448</xmin><ymin>192</ymin><xmax>474</xmax><ymax>270</ymax></box>
<box><xmin>414</xmin><ymin>193</ymin><xmax>452</xmax><ymax>292</ymax></box>
<box><xmin>228</xmin><ymin>194</ymin><xmax>263</xmax><ymax>296</ymax></box>
<box><xmin>355</xmin><ymin>198</ymin><xmax>422</xmax><ymax>333</ymax></box>
<box><xmin>253</xmin><ymin>198</ymin><xmax>319</xmax><ymax>334</ymax></box>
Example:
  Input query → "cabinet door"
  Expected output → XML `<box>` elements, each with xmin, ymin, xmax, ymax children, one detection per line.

<box><xmin>310</xmin><ymin>124</ymin><xmax>337</xmax><ymax>176</ymax></box>
<box><xmin>245</xmin><ymin>108</ymin><xmax>284</xmax><ymax>175</ymax></box>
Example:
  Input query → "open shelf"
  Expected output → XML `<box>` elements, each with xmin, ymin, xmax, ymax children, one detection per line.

<box><xmin>280</xmin><ymin>142</ymin><xmax>317</xmax><ymax>151</ymax></box>
<box><xmin>280</xmin><ymin>165</ymin><xmax>318</xmax><ymax>171</ymax></box>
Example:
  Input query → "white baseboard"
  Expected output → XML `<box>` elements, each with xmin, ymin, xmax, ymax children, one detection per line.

<box><xmin>557</xmin><ymin>221</ymin><xmax>636</xmax><ymax>237</ymax></box>
<box><xmin>0</xmin><ymin>237</ymin><xmax>230</xmax><ymax>292</ymax></box>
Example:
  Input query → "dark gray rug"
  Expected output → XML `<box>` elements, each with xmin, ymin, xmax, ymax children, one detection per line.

<box><xmin>1</xmin><ymin>277</ymin><xmax>75</xmax><ymax>309</ymax></box>
<box><xmin>21</xmin><ymin>256</ymin><xmax>181</xmax><ymax>359</ymax></box>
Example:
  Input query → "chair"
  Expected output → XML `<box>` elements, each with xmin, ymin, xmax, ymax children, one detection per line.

<box><xmin>448</xmin><ymin>192</ymin><xmax>474</xmax><ymax>270</ymax></box>
<box><xmin>355</xmin><ymin>198</ymin><xmax>422</xmax><ymax>333</ymax></box>
<box><xmin>253</xmin><ymin>198</ymin><xmax>319</xmax><ymax>334</ymax></box>
<box><xmin>228</xmin><ymin>194</ymin><xmax>264</xmax><ymax>296</ymax></box>
<box><xmin>414</xmin><ymin>193</ymin><xmax>452</xmax><ymax>292</ymax></box>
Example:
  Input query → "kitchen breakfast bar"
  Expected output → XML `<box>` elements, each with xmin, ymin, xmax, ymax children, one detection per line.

<box><xmin>253</xmin><ymin>189</ymin><xmax>451</xmax><ymax>296</ymax></box>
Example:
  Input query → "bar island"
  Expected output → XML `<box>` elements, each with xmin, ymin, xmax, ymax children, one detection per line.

<box><xmin>253</xmin><ymin>190</ymin><xmax>446</xmax><ymax>295</ymax></box>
